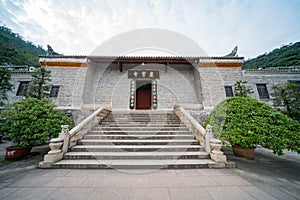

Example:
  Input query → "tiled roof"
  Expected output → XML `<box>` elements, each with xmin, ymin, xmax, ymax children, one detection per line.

<box><xmin>39</xmin><ymin>55</ymin><xmax>244</xmax><ymax>64</ymax></box>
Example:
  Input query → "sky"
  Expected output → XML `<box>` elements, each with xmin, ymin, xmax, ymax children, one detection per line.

<box><xmin>0</xmin><ymin>0</ymin><xmax>300</xmax><ymax>59</ymax></box>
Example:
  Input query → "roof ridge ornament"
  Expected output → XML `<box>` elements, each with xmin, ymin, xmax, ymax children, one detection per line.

<box><xmin>47</xmin><ymin>45</ymin><xmax>63</xmax><ymax>56</ymax></box>
<box><xmin>225</xmin><ymin>46</ymin><xmax>238</xmax><ymax>57</ymax></box>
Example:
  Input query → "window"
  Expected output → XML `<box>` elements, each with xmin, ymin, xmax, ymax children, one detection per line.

<box><xmin>16</xmin><ymin>81</ymin><xmax>29</xmax><ymax>96</ymax></box>
<box><xmin>224</xmin><ymin>86</ymin><xmax>234</xmax><ymax>97</ymax></box>
<box><xmin>50</xmin><ymin>86</ymin><xmax>60</xmax><ymax>97</ymax></box>
<box><xmin>256</xmin><ymin>84</ymin><xmax>269</xmax><ymax>99</ymax></box>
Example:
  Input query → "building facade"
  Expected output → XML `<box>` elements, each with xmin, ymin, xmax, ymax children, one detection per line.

<box><xmin>7</xmin><ymin>55</ymin><xmax>300</xmax><ymax>116</ymax></box>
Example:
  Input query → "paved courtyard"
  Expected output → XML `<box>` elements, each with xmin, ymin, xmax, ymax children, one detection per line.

<box><xmin>0</xmin><ymin>140</ymin><xmax>299</xmax><ymax>200</ymax></box>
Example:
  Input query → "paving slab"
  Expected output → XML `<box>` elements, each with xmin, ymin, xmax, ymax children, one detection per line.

<box><xmin>0</xmin><ymin>140</ymin><xmax>300</xmax><ymax>200</ymax></box>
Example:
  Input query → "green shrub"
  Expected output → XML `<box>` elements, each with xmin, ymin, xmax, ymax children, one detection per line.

<box><xmin>0</xmin><ymin>98</ymin><xmax>71</xmax><ymax>147</ymax></box>
<box><xmin>271</xmin><ymin>82</ymin><xmax>300</xmax><ymax>121</ymax></box>
<box><xmin>0</xmin><ymin>68</ymin><xmax>13</xmax><ymax>106</ymax></box>
<box><xmin>205</xmin><ymin>97</ymin><xmax>300</xmax><ymax>155</ymax></box>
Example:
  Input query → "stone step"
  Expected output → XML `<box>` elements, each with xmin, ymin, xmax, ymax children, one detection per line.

<box><xmin>53</xmin><ymin>159</ymin><xmax>216</xmax><ymax>169</ymax></box>
<box><xmin>97</xmin><ymin>123</ymin><xmax>184</xmax><ymax>126</ymax></box>
<box><xmin>93</xmin><ymin>126</ymin><xmax>189</xmax><ymax>131</ymax></box>
<box><xmin>71</xmin><ymin>145</ymin><xmax>204</xmax><ymax>152</ymax></box>
<box><xmin>87</xmin><ymin>133</ymin><xmax>192</xmax><ymax>136</ymax></box>
<box><xmin>101</xmin><ymin>119</ymin><xmax>181</xmax><ymax>122</ymax></box>
<box><xmin>104</xmin><ymin>118</ymin><xmax>180</xmax><ymax>121</ymax></box>
<box><xmin>104</xmin><ymin>116</ymin><xmax>180</xmax><ymax>119</ymax></box>
<box><xmin>63</xmin><ymin>151</ymin><xmax>209</xmax><ymax>160</ymax></box>
<box><xmin>100</xmin><ymin>121</ymin><xmax>182</xmax><ymax>124</ymax></box>
<box><xmin>88</xmin><ymin>130</ymin><xmax>192</xmax><ymax>135</ymax></box>
<box><xmin>77</xmin><ymin>139</ymin><xmax>199</xmax><ymax>145</ymax></box>
<box><xmin>108</xmin><ymin>114</ymin><xmax>175</xmax><ymax>117</ymax></box>
<box><xmin>84</xmin><ymin>134</ymin><xmax>195</xmax><ymax>140</ymax></box>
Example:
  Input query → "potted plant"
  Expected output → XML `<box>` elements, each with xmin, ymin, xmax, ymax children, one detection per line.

<box><xmin>1</xmin><ymin>98</ymin><xmax>70</xmax><ymax>160</ymax></box>
<box><xmin>205</xmin><ymin>97</ymin><xmax>300</xmax><ymax>159</ymax></box>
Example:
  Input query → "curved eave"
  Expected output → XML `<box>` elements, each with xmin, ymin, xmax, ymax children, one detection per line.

<box><xmin>39</xmin><ymin>55</ymin><xmax>244</xmax><ymax>65</ymax></box>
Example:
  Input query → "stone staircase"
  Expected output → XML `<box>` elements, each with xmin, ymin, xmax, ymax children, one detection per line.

<box><xmin>53</xmin><ymin>111</ymin><xmax>217</xmax><ymax>169</ymax></box>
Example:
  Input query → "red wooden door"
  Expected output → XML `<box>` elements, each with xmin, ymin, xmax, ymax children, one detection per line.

<box><xmin>136</xmin><ymin>83</ymin><xmax>152</xmax><ymax>110</ymax></box>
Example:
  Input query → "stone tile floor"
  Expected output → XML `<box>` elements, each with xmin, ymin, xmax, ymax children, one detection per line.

<box><xmin>0</xmin><ymin>139</ymin><xmax>299</xmax><ymax>200</ymax></box>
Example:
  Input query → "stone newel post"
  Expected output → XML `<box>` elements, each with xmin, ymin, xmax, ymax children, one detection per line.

<box><xmin>207</xmin><ymin>124</ymin><xmax>227</xmax><ymax>163</ymax></box>
<box><xmin>43</xmin><ymin>125</ymin><xmax>70</xmax><ymax>164</ymax></box>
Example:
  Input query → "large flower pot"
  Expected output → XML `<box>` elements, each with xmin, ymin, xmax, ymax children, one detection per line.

<box><xmin>232</xmin><ymin>145</ymin><xmax>255</xmax><ymax>160</ymax></box>
<box><xmin>5</xmin><ymin>146</ymin><xmax>32</xmax><ymax>160</ymax></box>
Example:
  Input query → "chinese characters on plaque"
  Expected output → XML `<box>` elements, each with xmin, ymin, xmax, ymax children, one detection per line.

<box><xmin>128</xmin><ymin>70</ymin><xmax>159</xmax><ymax>79</ymax></box>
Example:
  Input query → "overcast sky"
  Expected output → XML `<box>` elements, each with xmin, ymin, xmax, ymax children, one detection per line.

<box><xmin>0</xmin><ymin>0</ymin><xmax>299</xmax><ymax>59</ymax></box>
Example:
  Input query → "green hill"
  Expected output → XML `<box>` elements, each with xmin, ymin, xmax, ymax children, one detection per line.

<box><xmin>0</xmin><ymin>26</ymin><xmax>47</xmax><ymax>67</ymax></box>
<box><xmin>243</xmin><ymin>42</ymin><xmax>300</xmax><ymax>69</ymax></box>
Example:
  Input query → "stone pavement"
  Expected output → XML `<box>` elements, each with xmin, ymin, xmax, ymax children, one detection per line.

<box><xmin>0</xmin><ymin>140</ymin><xmax>299</xmax><ymax>200</ymax></box>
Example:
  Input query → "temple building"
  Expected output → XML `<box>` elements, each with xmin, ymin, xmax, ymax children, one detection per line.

<box><xmin>8</xmin><ymin>55</ymin><xmax>299</xmax><ymax>114</ymax></box>
<box><xmin>5</xmin><ymin>54</ymin><xmax>300</xmax><ymax>169</ymax></box>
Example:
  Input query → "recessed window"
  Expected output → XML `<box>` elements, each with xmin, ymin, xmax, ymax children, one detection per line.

<box><xmin>224</xmin><ymin>86</ymin><xmax>234</xmax><ymax>97</ymax></box>
<box><xmin>16</xmin><ymin>81</ymin><xmax>29</xmax><ymax>96</ymax></box>
<box><xmin>50</xmin><ymin>86</ymin><xmax>60</xmax><ymax>97</ymax></box>
<box><xmin>256</xmin><ymin>84</ymin><xmax>269</xmax><ymax>99</ymax></box>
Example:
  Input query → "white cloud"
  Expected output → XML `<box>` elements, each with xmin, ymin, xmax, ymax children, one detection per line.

<box><xmin>0</xmin><ymin>0</ymin><xmax>300</xmax><ymax>58</ymax></box>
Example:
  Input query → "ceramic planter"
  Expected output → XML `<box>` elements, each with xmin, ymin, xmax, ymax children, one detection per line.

<box><xmin>5</xmin><ymin>146</ymin><xmax>32</xmax><ymax>160</ymax></box>
<box><xmin>232</xmin><ymin>145</ymin><xmax>255</xmax><ymax>160</ymax></box>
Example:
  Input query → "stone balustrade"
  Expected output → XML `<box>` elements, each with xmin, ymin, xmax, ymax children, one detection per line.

<box><xmin>39</xmin><ymin>106</ymin><xmax>111</xmax><ymax>168</ymax></box>
<box><xmin>174</xmin><ymin>106</ymin><xmax>227</xmax><ymax>163</ymax></box>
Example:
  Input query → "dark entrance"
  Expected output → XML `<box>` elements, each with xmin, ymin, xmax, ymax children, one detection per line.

<box><xmin>136</xmin><ymin>80</ymin><xmax>152</xmax><ymax>110</ymax></box>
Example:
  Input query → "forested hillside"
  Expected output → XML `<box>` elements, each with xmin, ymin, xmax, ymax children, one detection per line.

<box><xmin>0</xmin><ymin>26</ymin><xmax>46</xmax><ymax>67</ymax></box>
<box><xmin>243</xmin><ymin>42</ymin><xmax>300</xmax><ymax>69</ymax></box>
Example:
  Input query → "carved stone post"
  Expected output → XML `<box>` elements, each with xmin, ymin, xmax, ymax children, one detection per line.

<box><xmin>43</xmin><ymin>125</ymin><xmax>70</xmax><ymax>164</ymax></box>
<box><xmin>59</xmin><ymin>125</ymin><xmax>70</xmax><ymax>153</ymax></box>
<box><xmin>210</xmin><ymin>138</ymin><xmax>227</xmax><ymax>163</ymax></box>
<box><xmin>205</xmin><ymin>125</ymin><xmax>214</xmax><ymax>153</ymax></box>
<box><xmin>43</xmin><ymin>137</ymin><xmax>64</xmax><ymax>163</ymax></box>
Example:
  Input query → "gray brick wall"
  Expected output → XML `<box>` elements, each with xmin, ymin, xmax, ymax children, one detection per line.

<box><xmin>7</xmin><ymin>63</ymin><xmax>299</xmax><ymax>113</ymax></box>
<box><xmin>7</xmin><ymin>72</ymin><xmax>33</xmax><ymax>104</ymax></box>
<box><xmin>48</xmin><ymin>67</ymin><xmax>87</xmax><ymax>109</ymax></box>
<box><xmin>243</xmin><ymin>71</ymin><xmax>300</xmax><ymax>106</ymax></box>
<box><xmin>198</xmin><ymin>67</ymin><xmax>244</xmax><ymax>109</ymax></box>
<box><xmin>84</xmin><ymin>62</ymin><xmax>202</xmax><ymax>110</ymax></box>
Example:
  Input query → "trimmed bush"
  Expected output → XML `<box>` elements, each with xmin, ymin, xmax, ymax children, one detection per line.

<box><xmin>205</xmin><ymin>97</ymin><xmax>300</xmax><ymax>155</ymax></box>
<box><xmin>0</xmin><ymin>98</ymin><xmax>71</xmax><ymax>147</ymax></box>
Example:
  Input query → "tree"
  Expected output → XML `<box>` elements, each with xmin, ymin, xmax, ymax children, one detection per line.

<box><xmin>234</xmin><ymin>80</ymin><xmax>254</xmax><ymax>97</ymax></box>
<box><xmin>271</xmin><ymin>82</ymin><xmax>300</xmax><ymax>120</ymax></box>
<box><xmin>0</xmin><ymin>68</ymin><xmax>13</xmax><ymax>106</ymax></box>
<box><xmin>205</xmin><ymin>97</ymin><xmax>300</xmax><ymax>155</ymax></box>
<box><xmin>26</xmin><ymin>67</ymin><xmax>51</xmax><ymax>99</ymax></box>
<box><xmin>1</xmin><ymin>98</ymin><xmax>70</xmax><ymax>146</ymax></box>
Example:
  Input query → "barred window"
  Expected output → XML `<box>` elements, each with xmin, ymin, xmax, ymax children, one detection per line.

<box><xmin>224</xmin><ymin>86</ymin><xmax>234</xmax><ymax>97</ymax></box>
<box><xmin>16</xmin><ymin>81</ymin><xmax>29</xmax><ymax>96</ymax></box>
<box><xmin>256</xmin><ymin>84</ymin><xmax>269</xmax><ymax>99</ymax></box>
<box><xmin>50</xmin><ymin>86</ymin><xmax>60</xmax><ymax>97</ymax></box>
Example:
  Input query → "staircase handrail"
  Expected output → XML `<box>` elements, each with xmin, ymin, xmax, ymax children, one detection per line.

<box><xmin>177</xmin><ymin>107</ymin><xmax>207</xmax><ymax>136</ymax></box>
<box><xmin>39</xmin><ymin>106</ymin><xmax>111</xmax><ymax>167</ymax></box>
<box><xmin>69</xmin><ymin>107</ymin><xmax>105</xmax><ymax>137</ymax></box>
<box><xmin>174</xmin><ymin>106</ymin><xmax>213</xmax><ymax>153</ymax></box>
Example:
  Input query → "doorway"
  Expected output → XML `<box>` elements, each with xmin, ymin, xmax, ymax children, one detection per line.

<box><xmin>136</xmin><ymin>80</ymin><xmax>152</xmax><ymax>110</ymax></box>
